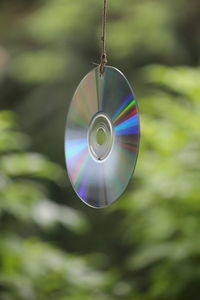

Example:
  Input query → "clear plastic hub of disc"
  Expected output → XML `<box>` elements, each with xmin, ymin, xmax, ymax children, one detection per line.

<box><xmin>88</xmin><ymin>113</ymin><xmax>114</xmax><ymax>161</ymax></box>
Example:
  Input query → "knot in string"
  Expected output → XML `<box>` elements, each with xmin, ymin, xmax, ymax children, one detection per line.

<box><xmin>100</xmin><ymin>53</ymin><xmax>107</xmax><ymax>74</ymax></box>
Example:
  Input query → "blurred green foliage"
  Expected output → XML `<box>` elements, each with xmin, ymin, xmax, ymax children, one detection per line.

<box><xmin>0</xmin><ymin>0</ymin><xmax>200</xmax><ymax>299</ymax></box>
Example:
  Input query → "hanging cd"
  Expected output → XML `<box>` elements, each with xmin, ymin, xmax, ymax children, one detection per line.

<box><xmin>65</xmin><ymin>66</ymin><xmax>140</xmax><ymax>208</ymax></box>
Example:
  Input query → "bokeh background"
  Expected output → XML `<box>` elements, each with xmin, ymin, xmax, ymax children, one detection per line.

<box><xmin>0</xmin><ymin>0</ymin><xmax>200</xmax><ymax>299</ymax></box>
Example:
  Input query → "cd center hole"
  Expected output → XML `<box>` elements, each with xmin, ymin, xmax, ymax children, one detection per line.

<box><xmin>96</xmin><ymin>128</ymin><xmax>106</xmax><ymax>145</ymax></box>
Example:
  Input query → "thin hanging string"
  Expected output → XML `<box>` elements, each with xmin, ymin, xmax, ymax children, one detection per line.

<box><xmin>99</xmin><ymin>0</ymin><xmax>108</xmax><ymax>75</ymax></box>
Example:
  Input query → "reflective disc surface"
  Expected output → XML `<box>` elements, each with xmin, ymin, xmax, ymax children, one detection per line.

<box><xmin>65</xmin><ymin>66</ymin><xmax>140</xmax><ymax>208</ymax></box>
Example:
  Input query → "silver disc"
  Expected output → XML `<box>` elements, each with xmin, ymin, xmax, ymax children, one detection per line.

<box><xmin>64</xmin><ymin>66</ymin><xmax>140</xmax><ymax>208</ymax></box>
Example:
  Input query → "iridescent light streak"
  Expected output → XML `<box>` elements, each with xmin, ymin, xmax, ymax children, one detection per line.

<box><xmin>114</xmin><ymin>114</ymin><xmax>139</xmax><ymax>136</ymax></box>
<box><xmin>118</xmin><ymin>106</ymin><xmax>138</xmax><ymax>124</ymax></box>
<box><xmin>71</xmin><ymin>113</ymin><xmax>88</xmax><ymax>128</ymax></box>
<box><xmin>65</xmin><ymin>138</ymin><xmax>88</xmax><ymax>160</ymax></box>
<box><xmin>112</xmin><ymin>93</ymin><xmax>134</xmax><ymax>123</ymax></box>
<box><xmin>78</xmin><ymin>176</ymin><xmax>88</xmax><ymax>200</ymax></box>
<box><xmin>120</xmin><ymin>143</ymin><xmax>138</xmax><ymax>152</ymax></box>
<box><xmin>71</xmin><ymin>151</ymin><xmax>90</xmax><ymax>185</ymax></box>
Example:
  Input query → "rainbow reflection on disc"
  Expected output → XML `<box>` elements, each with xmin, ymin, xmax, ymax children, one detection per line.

<box><xmin>65</xmin><ymin>66</ymin><xmax>140</xmax><ymax>208</ymax></box>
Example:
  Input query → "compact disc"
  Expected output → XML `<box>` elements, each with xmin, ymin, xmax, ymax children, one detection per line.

<box><xmin>65</xmin><ymin>66</ymin><xmax>140</xmax><ymax>208</ymax></box>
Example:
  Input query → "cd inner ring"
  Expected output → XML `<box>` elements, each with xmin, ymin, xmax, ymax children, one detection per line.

<box><xmin>88</xmin><ymin>113</ymin><xmax>114</xmax><ymax>161</ymax></box>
